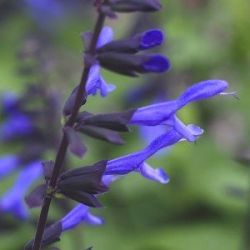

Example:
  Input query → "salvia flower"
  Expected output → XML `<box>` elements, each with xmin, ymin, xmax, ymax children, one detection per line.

<box><xmin>130</xmin><ymin>80</ymin><xmax>229</xmax><ymax>140</ymax></box>
<box><xmin>96</xmin><ymin>28</ymin><xmax>170</xmax><ymax>76</ymax></box>
<box><xmin>105</xmin><ymin>128</ymin><xmax>190</xmax><ymax>183</ymax></box>
<box><xmin>0</xmin><ymin>161</ymin><xmax>42</xmax><ymax>219</ymax></box>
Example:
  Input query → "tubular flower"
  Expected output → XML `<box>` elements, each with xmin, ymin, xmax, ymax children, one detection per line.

<box><xmin>0</xmin><ymin>161</ymin><xmax>42</xmax><ymax>219</ymax></box>
<box><xmin>105</xmin><ymin>127</ymin><xmax>200</xmax><ymax>183</ymax></box>
<box><xmin>130</xmin><ymin>80</ymin><xmax>229</xmax><ymax>141</ymax></box>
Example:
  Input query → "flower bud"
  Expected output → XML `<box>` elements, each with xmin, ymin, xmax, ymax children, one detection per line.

<box><xmin>97</xmin><ymin>52</ymin><xmax>170</xmax><ymax>76</ymax></box>
<box><xmin>97</xmin><ymin>29</ymin><xmax>164</xmax><ymax>53</ymax></box>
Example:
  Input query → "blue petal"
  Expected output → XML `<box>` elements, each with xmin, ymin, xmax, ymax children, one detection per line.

<box><xmin>178</xmin><ymin>80</ymin><xmax>228</xmax><ymax>106</ymax></box>
<box><xmin>105</xmin><ymin>129</ymin><xmax>182</xmax><ymax>175</ymax></box>
<box><xmin>0</xmin><ymin>161</ymin><xmax>42</xmax><ymax>219</ymax></box>
<box><xmin>61</xmin><ymin>204</ymin><xmax>103</xmax><ymax>231</ymax></box>
<box><xmin>61</xmin><ymin>204</ymin><xmax>88</xmax><ymax>231</ymax></box>
<box><xmin>138</xmin><ymin>162</ymin><xmax>170</xmax><ymax>184</ymax></box>
<box><xmin>84</xmin><ymin>212</ymin><xmax>104</xmax><ymax>225</ymax></box>
<box><xmin>130</xmin><ymin>100</ymin><xmax>178</xmax><ymax>126</ymax></box>
<box><xmin>102</xmin><ymin>175</ymin><xmax>119</xmax><ymax>186</ymax></box>
<box><xmin>86</xmin><ymin>65</ymin><xmax>116</xmax><ymax>97</ymax></box>
<box><xmin>167</xmin><ymin>115</ymin><xmax>204</xmax><ymax>142</ymax></box>
<box><xmin>140</xmin><ymin>29</ymin><xmax>165</xmax><ymax>50</ymax></box>
<box><xmin>142</xmin><ymin>55</ymin><xmax>171</xmax><ymax>73</ymax></box>
<box><xmin>97</xmin><ymin>26</ymin><xmax>114</xmax><ymax>48</ymax></box>
<box><xmin>0</xmin><ymin>155</ymin><xmax>20</xmax><ymax>180</ymax></box>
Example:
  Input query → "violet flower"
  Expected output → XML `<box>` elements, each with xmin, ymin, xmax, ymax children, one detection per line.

<box><xmin>0</xmin><ymin>161</ymin><xmax>42</xmax><ymax>219</ymax></box>
<box><xmin>105</xmin><ymin>127</ymin><xmax>200</xmax><ymax>183</ymax></box>
<box><xmin>130</xmin><ymin>80</ymin><xmax>229</xmax><ymax>141</ymax></box>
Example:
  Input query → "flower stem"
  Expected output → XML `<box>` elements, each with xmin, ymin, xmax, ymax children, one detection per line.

<box><xmin>31</xmin><ymin>9</ymin><xmax>106</xmax><ymax>250</ymax></box>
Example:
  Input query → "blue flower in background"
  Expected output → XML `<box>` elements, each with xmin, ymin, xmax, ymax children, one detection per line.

<box><xmin>0</xmin><ymin>113</ymin><xmax>34</xmax><ymax>141</ymax></box>
<box><xmin>0</xmin><ymin>155</ymin><xmax>20</xmax><ymax>180</ymax></box>
<box><xmin>61</xmin><ymin>204</ymin><xmax>103</xmax><ymax>231</ymax></box>
<box><xmin>0</xmin><ymin>161</ymin><xmax>42</xmax><ymax>219</ymax></box>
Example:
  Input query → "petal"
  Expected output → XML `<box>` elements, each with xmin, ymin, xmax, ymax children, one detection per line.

<box><xmin>140</xmin><ymin>29</ymin><xmax>165</xmax><ymax>50</ymax></box>
<box><xmin>178</xmin><ymin>80</ymin><xmax>228</xmax><ymax>106</ymax></box>
<box><xmin>130</xmin><ymin>100</ymin><xmax>178</xmax><ymax>126</ymax></box>
<box><xmin>142</xmin><ymin>55</ymin><xmax>171</xmax><ymax>73</ymax></box>
<box><xmin>86</xmin><ymin>65</ymin><xmax>116</xmax><ymax>97</ymax></box>
<box><xmin>99</xmin><ymin>77</ymin><xmax>116</xmax><ymax>97</ymax></box>
<box><xmin>61</xmin><ymin>204</ymin><xmax>88</xmax><ymax>231</ymax></box>
<box><xmin>138</xmin><ymin>162</ymin><xmax>170</xmax><ymax>184</ymax></box>
<box><xmin>105</xmin><ymin>129</ymin><xmax>182</xmax><ymax>175</ymax></box>
<box><xmin>84</xmin><ymin>212</ymin><xmax>104</xmax><ymax>225</ymax></box>
<box><xmin>97</xmin><ymin>26</ymin><xmax>114</xmax><ymax>48</ymax></box>
<box><xmin>170</xmin><ymin>116</ymin><xmax>201</xmax><ymax>142</ymax></box>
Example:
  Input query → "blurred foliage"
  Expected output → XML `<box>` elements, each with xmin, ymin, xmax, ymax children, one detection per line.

<box><xmin>0</xmin><ymin>0</ymin><xmax>249</xmax><ymax>249</ymax></box>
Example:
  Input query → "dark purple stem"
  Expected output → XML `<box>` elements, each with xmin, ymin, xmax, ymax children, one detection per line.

<box><xmin>31</xmin><ymin>9</ymin><xmax>106</xmax><ymax>250</ymax></box>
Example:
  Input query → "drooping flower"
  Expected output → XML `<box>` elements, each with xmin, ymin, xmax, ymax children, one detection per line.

<box><xmin>0</xmin><ymin>161</ymin><xmax>42</xmax><ymax>219</ymax></box>
<box><xmin>105</xmin><ymin>127</ymin><xmax>199</xmax><ymax>183</ymax></box>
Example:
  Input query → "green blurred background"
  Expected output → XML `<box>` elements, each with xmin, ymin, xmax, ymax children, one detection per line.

<box><xmin>0</xmin><ymin>0</ymin><xmax>249</xmax><ymax>249</ymax></box>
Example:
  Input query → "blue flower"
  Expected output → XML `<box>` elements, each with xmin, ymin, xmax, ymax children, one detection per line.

<box><xmin>0</xmin><ymin>161</ymin><xmax>42</xmax><ymax>219</ymax></box>
<box><xmin>85</xmin><ymin>27</ymin><xmax>116</xmax><ymax>97</ymax></box>
<box><xmin>105</xmin><ymin>128</ymin><xmax>191</xmax><ymax>183</ymax></box>
<box><xmin>130</xmin><ymin>80</ymin><xmax>229</xmax><ymax>140</ymax></box>
<box><xmin>0</xmin><ymin>155</ymin><xmax>20</xmax><ymax>180</ymax></box>
<box><xmin>0</xmin><ymin>113</ymin><xmax>34</xmax><ymax>141</ymax></box>
<box><xmin>61</xmin><ymin>204</ymin><xmax>103</xmax><ymax>231</ymax></box>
